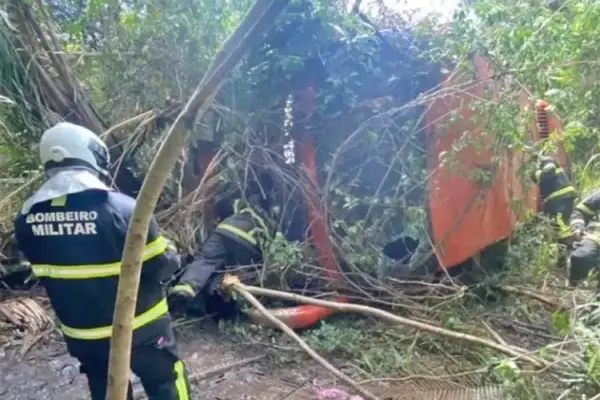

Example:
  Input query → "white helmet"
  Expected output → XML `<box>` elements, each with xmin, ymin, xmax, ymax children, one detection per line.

<box><xmin>40</xmin><ymin>122</ymin><xmax>110</xmax><ymax>175</ymax></box>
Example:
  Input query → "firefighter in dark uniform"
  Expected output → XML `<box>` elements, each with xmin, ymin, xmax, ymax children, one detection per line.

<box><xmin>569</xmin><ymin>189</ymin><xmax>600</xmax><ymax>291</ymax></box>
<box><xmin>531</xmin><ymin>155</ymin><xmax>578</xmax><ymax>267</ymax></box>
<box><xmin>167</xmin><ymin>193</ymin><xmax>277</xmax><ymax>314</ymax></box>
<box><xmin>13</xmin><ymin>122</ymin><xmax>191</xmax><ymax>400</ymax></box>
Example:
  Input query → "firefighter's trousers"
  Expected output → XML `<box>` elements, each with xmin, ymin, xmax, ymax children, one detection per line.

<box><xmin>570</xmin><ymin>235</ymin><xmax>600</xmax><ymax>290</ymax></box>
<box><xmin>66</xmin><ymin>322</ymin><xmax>191</xmax><ymax>400</ymax></box>
<box><xmin>543</xmin><ymin>197</ymin><xmax>575</xmax><ymax>269</ymax></box>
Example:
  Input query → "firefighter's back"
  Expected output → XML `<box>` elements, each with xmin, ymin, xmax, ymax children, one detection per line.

<box><xmin>14</xmin><ymin>189</ymin><xmax>165</xmax><ymax>341</ymax></box>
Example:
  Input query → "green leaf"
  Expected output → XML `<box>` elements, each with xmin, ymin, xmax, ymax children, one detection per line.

<box><xmin>550</xmin><ymin>310</ymin><xmax>572</xmax><ymax>336</ymax></box>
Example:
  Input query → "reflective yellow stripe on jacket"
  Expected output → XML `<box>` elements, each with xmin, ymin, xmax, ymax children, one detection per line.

<box><xmin>223</xmin><ymin>199</ymin><xmax>271</xmax><ymax>247</ymax></box>
<box><xmin>232</xmin><ymin>199</ymin><xmax>270</xmax><ymax>233</ymax></box>
<box><xmin>31</xmin><ymin>237</ymin><xmax>168</xmax><ymax>279</ymax></box>
<box><xmin>576</xmin><ymin>203</ymin><xmax>595</xmax><ymax>216</ymax></box>
<box><xmin>545</xmin><ymin>185</ymin><xmax>576</xmax><ymax>202</ymax></box>
<box><xmin>60</xmin><ymin>298</ymin><xmax>169</xmax><ymax>340</ymax></box>
<box><xmin>218</xmin><ymin>223</ymin><xmax>257</xmax><ymax>246</ymax></box>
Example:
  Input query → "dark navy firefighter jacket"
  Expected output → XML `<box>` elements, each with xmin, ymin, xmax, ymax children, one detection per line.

<box><xmin>14</xmin><ymin>189</ymin><xmax>179</xmax><ymax>342</ymax></box>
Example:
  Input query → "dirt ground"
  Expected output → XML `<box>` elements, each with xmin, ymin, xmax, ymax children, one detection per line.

<box><xmin>0</xmin><ymin>319</ymin><xmax>360</xmax><ymax>400</ymax></box>
<box><xmin>0</xmin><ymin>319</ymin><xmax>514</xmax><ymax>400</ymax></box>
<box><xmin>0</xmin><ymin>294</ymin><xmax>528</xmax><ymax>400</ymax></box>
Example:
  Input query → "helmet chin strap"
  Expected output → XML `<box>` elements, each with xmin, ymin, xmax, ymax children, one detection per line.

<box><xmin>46</xmin><ymin>165</ymin><xmax>101</xmax><ymax>179</ymax></box>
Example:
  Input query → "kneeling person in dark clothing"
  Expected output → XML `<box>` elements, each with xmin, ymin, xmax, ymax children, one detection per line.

<box><xmin>569</xmin><ymin>189</ymin><xmax>600</xmax><ymax>293</ymax></box>
<box><xmin>168</xmin><ymin>196</ymin><xmax>277</xmax><ymax>317</ymax></box>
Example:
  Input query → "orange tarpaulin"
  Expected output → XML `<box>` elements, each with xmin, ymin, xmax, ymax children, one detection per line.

<box><xmin>424</xmin><ymin>56</ymin><xmax>566</xmax><ymax>269</ymax></box>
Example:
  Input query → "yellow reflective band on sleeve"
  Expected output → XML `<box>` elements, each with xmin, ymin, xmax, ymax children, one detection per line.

<box><xmin>545</xmin><ymin>186</ymin><xmax>576</xmax><ymax>202</ymax></box>
<box><xmin>576</xmin><ymin>203</ymin><xmax>596</xmax><ymax>216</ymax></box>
<box><xmin>243</xmin><ymin>208</ymin><xmax>269</xmax><ymax>234</ymax></box>
<box><xmin>556</xmin><ymin>214</ymin><xmax>567</xmax><ymax>229</ymax></box>
<box><xmin>217</xmin><ymin>223</ymin><xmax>257</xmax><ymax>246</ymax></box>
<box><xmin>50</xmin><ymin>196</ymin><xmax>67</xmax><ymax>207</ymax></box>
<box><xmin>174</xmin><ymin>360</ymin><xmax>190</xmax><ymax>400</ymax></box>
<box><xmin>60</xmin><ymin>298</ymin><xmax>168</xmax><ymax>340</ymax></box>
<box><xmin>31</xmin><ymin>236</ymin><xmax>169</xmax><ymax>279</ymax></box>
<box><xmin>171</xmin><ymin>284</ymin><xmax>196</xmax><ymax>297</ymax></box>
<box><xmin>556</xmin><ymin>214</ymin><xmax>574</xmax><ymax>239</ymax></box>
<box><xmin>143</xmin><ymin>236</ymin><xmax>170</xmax><ymax>260</ymax></box>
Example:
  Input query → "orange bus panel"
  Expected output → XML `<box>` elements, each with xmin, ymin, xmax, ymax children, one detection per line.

<box><xmin>425</xmin><ymin>56</ymin><xmax>540</xmax><ymax>268</ymax></box>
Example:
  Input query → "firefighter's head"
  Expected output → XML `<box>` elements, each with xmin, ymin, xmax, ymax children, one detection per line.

<box><xmin>538</xmin><ymin>155</ymin><xmax>557</xmax><ymax>171</ymax></box>
<box><xmin>39</xmin><ymin>122</ymin><xmax>110</xmax><ymax>178</ymax></box>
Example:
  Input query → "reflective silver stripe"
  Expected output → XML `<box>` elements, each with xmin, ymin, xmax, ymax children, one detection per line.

<box><xmin>32</xmin><ymin>237</ymin><xmax>168</xmax><ymax>279</ymax></box>
<box><xmin>60</xmin><ymin>298</ymin><xmax>168</xmax><ymax>340</ymax></box>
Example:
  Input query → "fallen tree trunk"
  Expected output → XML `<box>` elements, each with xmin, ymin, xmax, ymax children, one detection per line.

<box><xmin>105</xmin><ymin>1</ymin><xmax>291</xmax><ymax>399</ymax></box>
<box><xmin>223</xmin><ymin>278</ymin><xmax>549</xmax><ymax>369</ymax></box>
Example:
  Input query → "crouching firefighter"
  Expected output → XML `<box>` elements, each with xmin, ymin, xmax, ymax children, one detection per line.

<box><xmin>13</xmin><ymin>123</ymin><xmax>191</xmax><ymax>400</ymax></box>
<box><xmin>569</xmin><ymin>189</ymin><xmax>600</xmax><ymax>294</ymax></box>
<box><xmin>531</xmin><ymin>155</ymin><xmax>578</xmax><ymax>267</ymax></box>
<box><xmin>168</xmin><ymin>195</ymin><xmax>278</xmax><ymax>316</ymax></box>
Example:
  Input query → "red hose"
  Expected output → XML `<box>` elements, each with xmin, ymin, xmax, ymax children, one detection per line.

<box><xmin>302</xmin><ymin>134</ymin><xmax>343</xmax><ymax>283</ymax></box>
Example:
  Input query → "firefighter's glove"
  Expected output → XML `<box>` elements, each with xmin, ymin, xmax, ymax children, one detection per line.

<box><xmin>206</xmin><ymin>273</ymin><xmax>240</xmax><ymax>300</ymax></box>
<box><xmin>220</xmin><ymin>273</ymin><xmax>241</xmax><ymax>298</ymax></box>
<box><xmin>167</xmin><ymin>284</ymin><xmax>196</xmax><ymax>312</ymax></box>
<box><xmin>222</xmin><ymin>273</ymin><xmax>241</xmax><ymax>288</ymax></box>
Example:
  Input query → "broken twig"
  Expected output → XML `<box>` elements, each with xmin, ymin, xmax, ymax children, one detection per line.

<box><xmin>223</xmin><ymin>275</ymin><xmax>378</xmax><ymax>400</ymax></box>
<box><xmin>496</xmin><ymin>285</ymin><xmax>560</xmax><ymax>308</ymax></box>
<box><xmin>227</xmin><ymin>280</ymin><xmax>548</xmax><ymax>369</ymax></box>
<box><xmin>133</xmin><ymin>355</ymin><xmax>266</xmax><ymax>399</ymax></box>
